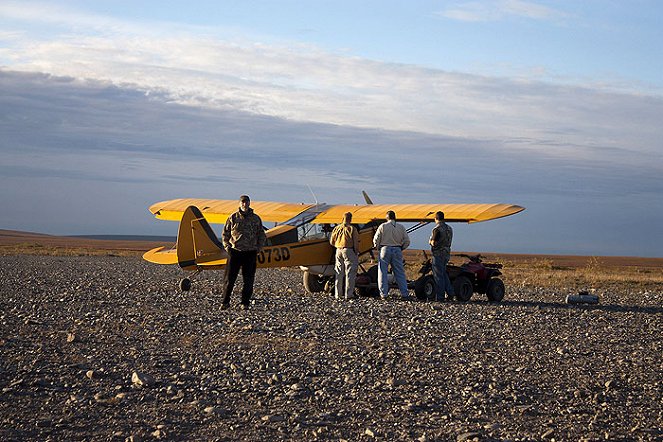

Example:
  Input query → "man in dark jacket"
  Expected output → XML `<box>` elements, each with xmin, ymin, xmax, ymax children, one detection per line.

<box><xmin>221</xmin><ymin>195</ymin><xmax>267</xmax><ymax>310</ymax></box>
<box><xmin>429</xmin><ymin>211</ymin><xmax>454</xmax><ymax>301</ymax></box>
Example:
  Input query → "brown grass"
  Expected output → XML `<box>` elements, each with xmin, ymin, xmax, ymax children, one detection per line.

<box><xmin>3</xmin><ymin>229</ymin><xmax>662</xmax><ymax>290</ymax></box>
<box><xmin>401</xmin><ymin>250</ymin><xmax>663</xmax><ymax>291</ymax></box>
<box><xmin>0</xmin><ymin>229</ymin><xmax>171</xmax><ymax>257</ymax></box>
<box><xmin>498</xmin><ymin>256</ymin><xmax>663</xmax><ymax>290</ymax></box>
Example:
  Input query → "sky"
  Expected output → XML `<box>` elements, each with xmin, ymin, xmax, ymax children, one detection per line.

<box><xmin>1</xmin><ymin>0</ymin><xmax>662</xmax><ymax>257</ymax></box>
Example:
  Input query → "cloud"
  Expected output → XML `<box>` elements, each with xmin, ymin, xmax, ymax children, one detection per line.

<box><xmin>438</xmin><ymin>0</ymin><xmax>569</xmax><ymax>23</ymax></box>
<box><xmin>2</xmin><ymin>30</ymin><xmax>661</xmax><ymax>170</ymax></box>
<box><xmin>1</xmin><ymin>2</ymin><xmax>659</xmax><ymax>169</ymax></box>
<box><xmin>1</xmin><ymin>71</ymin><xmax>662</xmax><ymax>256</ymax></box>
<box><xmin>1</xmin><ymin>4</ymin><xmax>662</xmax><ymax>256</ymax></box>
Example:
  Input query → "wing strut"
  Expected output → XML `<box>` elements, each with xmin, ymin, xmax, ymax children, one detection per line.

<box><xmin>406</xmin><ymin>221</ymin><xmax>431</xmax><ymax>234</ymax></box>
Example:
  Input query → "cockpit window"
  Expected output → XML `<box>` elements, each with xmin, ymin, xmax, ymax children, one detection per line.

<box><xmin>297</xmin><ymin>222</ymin><xmax>334</xmax><ymax>241</ymax></box>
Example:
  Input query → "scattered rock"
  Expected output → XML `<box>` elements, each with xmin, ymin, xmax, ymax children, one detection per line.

<box><xmin>1</xmin><ymin>256</ymin><xmax>660</xmax><ymax>441</ymax></box>
<box><xmin>262</xmin><ymin>414</ymin><xmax>285</xmax><ymax>423</ymax></box>
<box><xmin>131</xmin><ymin>371</ymin><xmax>156</xmax><ymax>387</ymax></box>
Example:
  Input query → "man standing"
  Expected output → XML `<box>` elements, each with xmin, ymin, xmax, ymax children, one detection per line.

<box><xmin>429</xmin><ymin>211</ymin><xmax>454</xmax><ymax>301</ymax></box>
<box><xmin>221</xmin><ymin>195</ymin><xmax>267</xmax><ymax>310</ymax></box>
<box><xmin>329</xmin><ymin>212</ymin><xmax>360</xmax><ymax>300</ymax></box>
<box><xmin>373</xmin><ymin>210</ymin><xmax>410</xmax><ymax>300</ymax></box>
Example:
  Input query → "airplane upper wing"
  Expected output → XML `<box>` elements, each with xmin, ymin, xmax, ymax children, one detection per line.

<box><xmin>311</xmin><ymin>203</ymin><xmax>525</xmax><ymax>224</ymax></box>
<box><xmin>149</xmin><ymin>198</ymin><xmax>315</xmax><ymax>224</ymax></box>
<box><xmin>149</xmin><ymin>199</ymin><xmax>524</xmax><ymax>225</ymax></box>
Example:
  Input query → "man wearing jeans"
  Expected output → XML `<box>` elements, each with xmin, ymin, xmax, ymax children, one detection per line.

<box><xmin>329</xmin><ymin>212</ymin><xmax>359</xmax><ymax>300</ymax></box>
<box><xmin>373</xmin><ymin>210</ymin><xmax>411</xmax><ymax>300</ymax></box>
<box><xmin>221</xmin><ymin>195</ymin><xmax>267</xmax><ymax>310</ymax></box>
<box><xmin>429</xmin><ymin>211</ymin><xmax>454</xmax><ymax>301</ymax></box>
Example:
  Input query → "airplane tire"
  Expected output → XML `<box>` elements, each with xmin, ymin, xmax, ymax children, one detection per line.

<box><xmin>303</xmin><ymin>271</ymin><xmax>326</xmax><ymax>294</ymax></box>
<box><xmin>486</xmin><ymin>278</ymin><xmax>505</xmax><ymax>302</ymax></box>
<box><xmin>453</xmin><ymin>275</ymin><xmax>473</xmax><ymax>301</ymax></box>
<box><xmin>414</xmin><ymin>275</ymin><xmax>435</xmax><ymax>301</ymax></box>
<box><xmin>179</xmin><ymin>278</ymin><xmax>192</xmax><ymax>292</ymax></box>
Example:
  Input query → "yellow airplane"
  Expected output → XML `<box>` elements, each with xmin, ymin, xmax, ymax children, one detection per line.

<box><xmin>143</xmin><ymin>196</ymin><xmax>524</xmax><ymax>296</ymax></box>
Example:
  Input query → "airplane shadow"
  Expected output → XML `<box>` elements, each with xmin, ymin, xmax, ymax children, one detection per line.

<box><xmin>493</xmin><ymin>300</ymin><xmax>663</xmax><ymax>315</ymax></box>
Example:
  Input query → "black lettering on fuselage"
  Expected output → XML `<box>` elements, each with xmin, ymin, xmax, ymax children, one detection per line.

<box><xmin>258</xmin><ymin>246</ymin><xmax>291</xmax><ymax>264</ymax></box>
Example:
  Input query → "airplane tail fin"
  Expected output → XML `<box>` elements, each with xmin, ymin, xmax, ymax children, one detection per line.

<box><xmin>177</xmin><ymin>206</ymin><xmax>226</xmax><ymax>269</ymax></box>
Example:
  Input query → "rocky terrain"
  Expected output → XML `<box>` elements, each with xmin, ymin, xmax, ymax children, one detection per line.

<box><xmin>1</xmin><ymin>256</ymin><xmax>661</xmax><ymax>441</ymax></box>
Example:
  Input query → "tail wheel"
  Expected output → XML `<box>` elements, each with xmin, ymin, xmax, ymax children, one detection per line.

<box><xmin>453</xmin><ymin>275</ymin><xmax>473</xmax><ymax>301</ymax></box>
<box><xmin>179</xmin><ymin>278</ymin><xmax>192</xmax><ymax>292</ymax></box>
<box><xmin>486</xmin><ymin>278</ymin><xmax>505</xmax><ymax>302</ymax></box>
<box><xmin>414</xmin><ymin>275</ymin><xmax>435</xmax><ymax>301</ymax></box>
<box><xmin>303</xmin><ymin>271</ymin><xmax>326</xmax><ymax>294</ymax></box>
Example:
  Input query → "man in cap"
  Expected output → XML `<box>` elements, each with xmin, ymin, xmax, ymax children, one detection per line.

<box><xmin>373</xmin><ymin>210</ymin><xmax>411</xmax><ymax>300</ymax></box>
<box><xmin>329</xmin><ymin>212</ymin><xmax>360</xmax><ymax>300</ymax></box>
<box><xmin>429</xmin><ymin>211</ymin><xmax>454</xmax><ymax>301</ymax></box>
<box><xmin>221</xmin><ymin>195</ymin><xmax>267</xmax><ymax>310</ymax></box>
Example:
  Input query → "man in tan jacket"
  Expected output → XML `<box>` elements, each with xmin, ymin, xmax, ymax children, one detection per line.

<box><xmin>329</xmin><ymin>212</ymin><xmax>360</xmax><ymax>300</ymax></box>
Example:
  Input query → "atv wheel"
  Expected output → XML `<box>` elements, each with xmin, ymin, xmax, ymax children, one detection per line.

<box><xmin>486</xmin><ymin>278</ymin><xmax>505</xmax><ymax>302</ymax></box>
<box><xmin>303</xmin><ymin>271</ymin><xmax>326</xmax><ymax>294</ymax></box>
<box><xmin>453</xmin><ymin>275</ymin><xmax>473</xmax><ymax>301</ymax></box>
<box><xmin>414</xmin><ymin>275</ymin><xmax>435</xmax><ymax>301</ymax></box>
<box><xmin>179</xmin><ymin>278</ymin><xmax>192</xmax><ymax>292</ymax></box>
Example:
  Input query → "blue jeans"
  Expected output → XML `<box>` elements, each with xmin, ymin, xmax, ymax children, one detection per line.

<box><xmin>432</xmin><ymin>252</ymin><xmax>454</xmax><ymax>300</ymax></box>
<box><xmin>378</xmin><ymin>246</ymin><xmax>409</xmax><ymax>298</ymax></box>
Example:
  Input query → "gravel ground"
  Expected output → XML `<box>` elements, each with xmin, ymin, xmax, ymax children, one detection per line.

<box><xmin>1</xmin><ymin>256</ymin><xmax>661</xmax><ymax>441</ymax></box>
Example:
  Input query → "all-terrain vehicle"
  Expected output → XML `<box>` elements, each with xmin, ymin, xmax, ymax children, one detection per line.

<box><xmin>353</xmin><ymin>253</ymin><xmax>506</xmax><ymax>302</ymax></box>
<box><xmin>411</xmin><ymin>253</ymin><xmax>505</xmax><ymax>302</ymax></box>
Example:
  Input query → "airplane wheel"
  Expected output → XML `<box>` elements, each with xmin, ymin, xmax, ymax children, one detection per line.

<box><xmin>453</xmin><ymin>275</ymin><xmax>473</xmax><ymax>301</ymax></box>
<box><xmin>303</xmin><ymin>271</ymin><xmax>326</xmax><ymax>294</ymax></box>
<box><xmin>180</xmin><ymin>278</ymin><xmax>192</xmax><ymax>292</ymax></box>
<box><xmin>486</xmin><ymin>278</ymin><xmax>505</xmax><ymax>302</ymax></box>
<box><xmin>414</xmin><ymin>275</ymin><xmax>435</xmax><ymax>300</ymax></box>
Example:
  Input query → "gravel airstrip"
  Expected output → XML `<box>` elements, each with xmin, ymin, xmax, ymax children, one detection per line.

<box><xmin>1</xmin><ymin>256</ymin><xmax>661</xmax><ymax>441</ymax></box>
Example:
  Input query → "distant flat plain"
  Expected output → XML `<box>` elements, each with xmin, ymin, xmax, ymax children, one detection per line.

<box><xmin>2</xmin><ymin>228</ymin><xmax>661</xmax><ymax>268</ymax></box>
<box><xmin>3</xmin><ymin>228</ymin><xmax>662</xmax><ymax>293</ymax></box>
